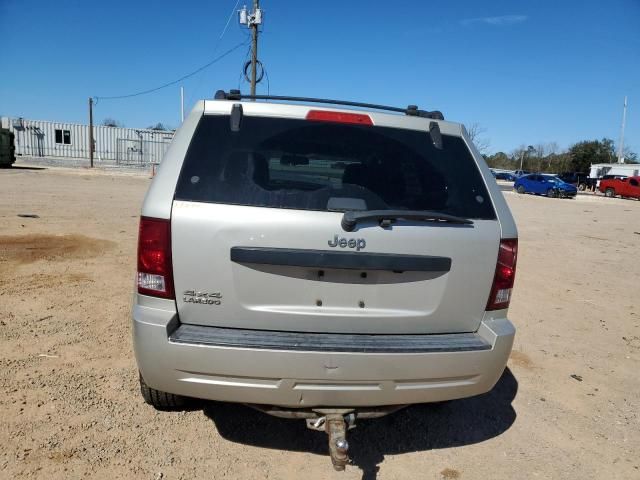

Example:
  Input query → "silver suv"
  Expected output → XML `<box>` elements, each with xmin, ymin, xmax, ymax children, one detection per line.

<box><xmin>132</xmin><ymin>91</ymin><xmax>517</xmax><ymax>469</ymax></box>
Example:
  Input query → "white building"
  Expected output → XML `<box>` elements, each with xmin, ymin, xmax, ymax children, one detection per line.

<box><xmin>0</xmin><ymin>116</ymin><xmax>174</xmax><ymax>166</ymax></box>
<box><xmin>589</xmin><ymin>163</ymin><xmax>640</xmax><ymax>179</ymax></box>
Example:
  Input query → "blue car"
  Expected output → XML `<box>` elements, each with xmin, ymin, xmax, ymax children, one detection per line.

<box><xmin>514</xmin><ymin>174</ymin><xmax>577</xmax><ymax>198</ymax></box>
<box><xmin>495</xmin><ymin>171</ymin><xmax>516</xmax><ymax>181</ymax></box>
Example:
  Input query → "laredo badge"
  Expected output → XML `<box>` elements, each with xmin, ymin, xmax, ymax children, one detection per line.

<box><xmin>183</xmin><ymin>290</ymin><xmax>222</xmax><ymax>305</ymax></box>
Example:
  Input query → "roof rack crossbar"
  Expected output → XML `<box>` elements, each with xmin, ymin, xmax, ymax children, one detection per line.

<box><xmin>213</xmin><ymin>90</ymin><xmax>444</xmax><ymax>120</ymax></box>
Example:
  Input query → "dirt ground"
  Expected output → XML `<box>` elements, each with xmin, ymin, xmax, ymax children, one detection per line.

<box><xmin>1</xmin><ymin>165</ymin><xmax>638</xmax><ymax>480</ymax></box>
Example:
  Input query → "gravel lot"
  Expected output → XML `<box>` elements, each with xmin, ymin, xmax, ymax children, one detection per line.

<box><xmin>1</xmin><ymin>164</ymin><xmax>639</xmax><ymax>479</ymax></box>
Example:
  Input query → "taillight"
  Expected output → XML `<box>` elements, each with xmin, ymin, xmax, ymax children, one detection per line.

<box><xmin>137</xmin><ymin>217</ymin><xmax>174</xmax><ymax>299</ymax></box>
<box><xmin>486</xmin><ymin>239</ymin><xmax>518</xmax><ymax>311</ymax></box>
<box><xmin>306</xmin><ymin>110</ymin><xmax>373</xmax><ymax>125</ymax></box>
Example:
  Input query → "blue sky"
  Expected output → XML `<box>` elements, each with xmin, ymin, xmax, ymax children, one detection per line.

<box><xmin>1</xmin><ymin>0</ymin><xmax>638</xmax><ymax>154</ymax></box>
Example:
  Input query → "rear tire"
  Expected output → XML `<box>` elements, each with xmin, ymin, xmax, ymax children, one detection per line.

<box><xmin>605</xmin><ymin>188</ymin><xmax>615</xmax><ymax>198</ymax></box>
<box><xmin>547</xmin><ymin>188</ymin><xmax>557</xmax><ymax>198</ymax></box>
<box><xmin>139</xmin><ymin>373</ymin><xmax>188</xmax><ymax>410</ymax></box>
<box><xmin>516</xmin><ymin>185</ymin><xmax>525</xmax><ymax>194</ymax></box>
<box><xmin>578</xmin><ymin>183</ymin><xmax>586</xmax><ymax>191</ymax></box>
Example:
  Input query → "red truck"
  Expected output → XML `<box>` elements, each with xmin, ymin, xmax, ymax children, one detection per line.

<box><xmin>599</xmin><ymin>176</ymin><xmax>640</xmax><ymax>199</ymax></box>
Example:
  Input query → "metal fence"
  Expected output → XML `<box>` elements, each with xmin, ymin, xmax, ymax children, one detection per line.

<box><xmin>116</xmin><ymin>138</ymin><xmax>172</xmax><ymax>167</ymax></box>
<box><xmin>0</xmin><ymin>116</ymin><xmax>174</xmax><ymax>166</ymax></box>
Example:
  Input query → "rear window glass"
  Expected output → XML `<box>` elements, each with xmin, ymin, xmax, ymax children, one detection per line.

<box><xmin>174</xmin><ymin>115</ymin><xmax>496</xmax><ymax>219</ymax></box>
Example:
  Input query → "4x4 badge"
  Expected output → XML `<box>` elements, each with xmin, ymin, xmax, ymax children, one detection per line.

<box><xmin>328</xmin><ymin>235</ymin><xmax>366</xmax><ymax>251</ymax></box>
<box><xmin>183</xmin><ymin>290</ymin><xmax>222</xmax><ymax>305</ymax></box>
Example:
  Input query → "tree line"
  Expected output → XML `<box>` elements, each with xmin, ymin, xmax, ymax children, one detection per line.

<box><xmin>465</xmin><ymin>125</ymin><xmax>638</xmax><ymax>173</ymax></box>
<box><xmin>478</xmin><ymin>136</ymin><xmax>637</xmax><ymax>174</ymax></box>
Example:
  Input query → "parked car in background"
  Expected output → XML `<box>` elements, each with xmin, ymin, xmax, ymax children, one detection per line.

<box><xmin>495</xmin><ymin>171</ymin><xmax>516</xmax><ymax>181</ymax></box>
<box><xmin>598</xmin><ymin>176</ymin><xmax>640</xmax><ymax>199</ymax></box>
<box><xmin>514</xmin><ymin>174</ymin><xmax>577</xmax><ymax>198</ymax></box>
<box><xmin>0</xmin><ymin>128</ymin><xmax>16</xmax><ymax>168</ymax></box>
<box><xmin>596</xmin><ymin>174</ymin><xmax>628</xmax><ymax>190</ymax></box>
<box><xmin>557</xmin><ymin>172</ymin><xmax>594</xmax><ymax>191</ymax></box>
<box><xmin>513</xmin><ymin>170</ymin><xmax>530</xmax><ymax>177</ymax></box>
<box><xmin>601</xmin><ymin>174</ymin><xmax>628</xmax><ymax>181</ymax></box>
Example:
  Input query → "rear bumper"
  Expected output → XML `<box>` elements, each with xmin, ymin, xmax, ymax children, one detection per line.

<box><xmin>132</xmin><ymin>299</ymin><xmax>515</xmax><ymax>408</ymax></box>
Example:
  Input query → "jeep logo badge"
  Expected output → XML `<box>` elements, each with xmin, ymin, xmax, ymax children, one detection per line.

<box><xmin>328</xmin><ymin>235</ymin><xmax>366</xmax><ymax>251</ymax></box>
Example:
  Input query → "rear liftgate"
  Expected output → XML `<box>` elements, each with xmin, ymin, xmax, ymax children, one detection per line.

<box><xmin>249</xmin><ymin>405</ymin><xmax>405</xmax><ymax>471</ymax></box>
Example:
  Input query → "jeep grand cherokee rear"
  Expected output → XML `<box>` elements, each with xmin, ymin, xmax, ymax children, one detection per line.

<box><xmin>132</xmin><ymin>94</ymin><xmax>517</xmax><ymax>465</ymax></box>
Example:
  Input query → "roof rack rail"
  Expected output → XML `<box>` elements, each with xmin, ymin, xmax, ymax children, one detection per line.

<box><xmin>213</xmin><ymin>90</ymin><xmax>444</xmax><ymax>120</ymax></box>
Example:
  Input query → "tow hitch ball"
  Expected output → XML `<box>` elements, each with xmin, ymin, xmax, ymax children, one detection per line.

<box><xmin>306</xmin><ymin>411</ymin><xmax>356</xmax><ymax>471</ymax></box>
<box><xmin>248</xmin><ymin>404</ymin><xmax>404</xmax><ymax>471</ymax></box>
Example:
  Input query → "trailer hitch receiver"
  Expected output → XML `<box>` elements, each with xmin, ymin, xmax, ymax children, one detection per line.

<box><xmin>305</xmin><ymin>410</ymin><xmax>354</xmax><ymax>471</ymax></box>
<box><xmin>248</xmin><ymin>404</ymin><xmax>405</xmax><ymax>471</ymax></box>
<box><xmin>325</xmin><ymin>413</ymin><xmax>351</xmax><ymax>471</ymax></box>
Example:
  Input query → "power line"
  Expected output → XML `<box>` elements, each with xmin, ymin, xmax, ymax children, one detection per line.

<box><xmin>96</xmin><ymin>0</ymin><xmax>244</xmax><ymax>102</ymax></box>
<box><xmin>185</xmin><ymin>0</ymin><xmax>243</xmax><ymax>109</ymax></box>
<box><xmin>94</xmin><ymin>40</ymin><xmax>248</xmax><ymax>101</ymax></box>
<box><xmin>237</xmin><ymin>43</ymin><xmax>253</xmax><ymax>89</ymax></box>
<box><xmin>220</xmin><ymin>0</ymin><xmax>242</xmax><ymax>40</ymax></box>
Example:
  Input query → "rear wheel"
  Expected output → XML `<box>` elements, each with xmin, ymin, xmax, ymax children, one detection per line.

<box><xmin>516</xmin><ymin>185</ymin><xmax>525</xmax><ymax>194</ymax></box>
<box><xmin>578</xmin><ymin>183</ymin><xmax>586</xmax><ymax>191</ymax></box>
<box><xmin>139</xmin><ymin>373</ymin><xmax>188</xmax><ymax>410</ymax></box>
<box><xmin>547</xmin><ymin>188</ymin><xmax>557</xmax><ymax>198</ymax></box>
<box><xmin>605</xmin><ymin>188</ymin><xmax>615</xmax><ymax>198</ymax></box>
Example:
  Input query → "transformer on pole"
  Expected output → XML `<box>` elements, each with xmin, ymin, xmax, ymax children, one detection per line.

<box><xmin>238</xmin><ymin>1</ymin><xmax>263</xmax><ymax>96</ymax></box>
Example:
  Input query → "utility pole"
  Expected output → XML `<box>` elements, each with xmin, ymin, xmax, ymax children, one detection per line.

<box><xmin>250</xmin><ymin>0</ymin><xmax>259</xmax><ymax>96</ymax></box>
<box><xmin>88</xmin><ymin>97</ymin><xmax>94</xmax><ymax>168</ymax></box>
<box><xmin>617</xmin><ymin>96</ymin><xmax>627</xmax><ymax>164</ymax></box>
<box><xmin>519</xmin><ymin>151</ymin><xmax>524</xmax><ymax>172</ymax></box>
<box><xmin>239</xmin><ymin>1</ymin><xmax>263</xmax><ymax>96</ymax></box>
<box><xmin>519</xmin><ymin>145</ymin><xmax>534</xmax><ymax>172</ymax></box>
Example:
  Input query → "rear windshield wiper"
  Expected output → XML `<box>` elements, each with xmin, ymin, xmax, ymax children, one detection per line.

<box><xmin>341</xmin><ymin>210</ymin><xmax>473</xmax><ymax>232</ymax></box>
